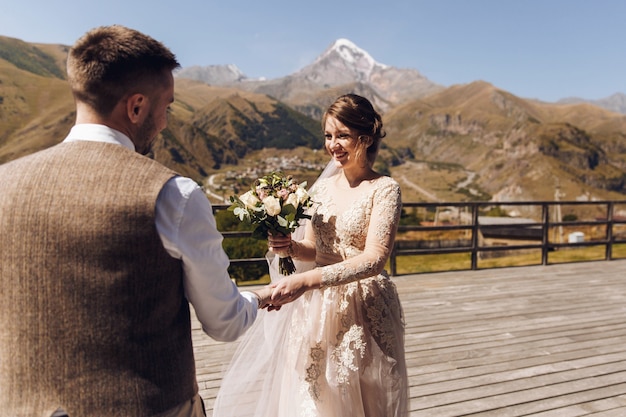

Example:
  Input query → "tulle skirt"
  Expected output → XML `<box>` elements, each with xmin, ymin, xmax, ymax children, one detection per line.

<box><xmin>213</xmin><ymin>256</ymin><xmax>409</xmax><ymax>417</ymax></box>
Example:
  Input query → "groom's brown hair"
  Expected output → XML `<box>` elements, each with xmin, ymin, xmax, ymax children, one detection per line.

<box><xmin>66</xmin><ymin>25</ymin><xmax>180</xmax><ymax>116</ymax></box>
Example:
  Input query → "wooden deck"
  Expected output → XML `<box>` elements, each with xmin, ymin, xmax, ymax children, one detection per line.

<box><xmin>191</xmin><ymin>259</ymin><xmax>626</xmax><ymax>416</ymax></box>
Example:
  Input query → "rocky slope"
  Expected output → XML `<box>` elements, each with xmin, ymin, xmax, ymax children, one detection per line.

<box><xmin>2</xmin><ymin>34</ymin><xmax>625</xmax><ymax>204</ymax></box>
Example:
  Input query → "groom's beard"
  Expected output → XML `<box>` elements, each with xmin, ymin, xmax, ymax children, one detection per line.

<box><xmin>135</xmin><ymin>112</ymin><xmax>157</xmax><ymax>156</ymax></box>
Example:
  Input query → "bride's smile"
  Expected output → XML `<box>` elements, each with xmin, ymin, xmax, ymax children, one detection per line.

<box><xmin>324</xmin><ymin>115</ymin><xmax>379</xmax><ymax>188</ymax></box>
<box><xmin>324</xmin><ymin>116</ymin><xmax>360</xmax><ymax>168</ymax></box>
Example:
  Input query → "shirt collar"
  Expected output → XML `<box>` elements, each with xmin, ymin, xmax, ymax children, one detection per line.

<box><xmin>63</xmin><ymin>124</ymin><xmax>136</xmax><ymax>152</ymax></box>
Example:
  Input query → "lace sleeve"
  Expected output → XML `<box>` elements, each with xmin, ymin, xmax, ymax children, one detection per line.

<box><xmin>318</xmin><ymin>179</ymin><xmax>402</xmax><ymax>288</ymax></box>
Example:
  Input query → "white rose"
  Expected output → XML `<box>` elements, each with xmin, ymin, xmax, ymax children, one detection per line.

<box><xmin>285</xmin><ymin>193</ymin><xmax>298</xmax><ymax>209</ymax></box>
<box><xmin>295</xmin><ymin>187</ymin><xmax>309</xmax><ymax>205</ymax></box>
<box><xmin>239</xmin><ymin>190</ymin><xmax>260</xmax><ymax>210</ymax></box>
<box><xmin>263</xmin><ymin>195</ymin><xmax>282</xmax><ymax>217</ymax></box>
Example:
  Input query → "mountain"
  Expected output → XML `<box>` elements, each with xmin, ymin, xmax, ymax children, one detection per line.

<box><xmin>0</xmin><ymin>36</ymin><xmax>321</xmax><ymax>181</ymax></box>
<box><xmin>0</xmin><ymin>36</ymin><xmax>74</xmax><ymax>163</ymax></box>
<box><xmin>174</xmin><ymin>64</ymin><xmax>247</xmax><ymax>85</ymax></box>
<box><xmin>385</xmin><ymin>81</ymin><xmax>626</xmax><ymax>202</ymax></box>
<box><xmin>294</xmin><ymin>39</ymin><xmax>442</xmax><ymax>103</ymax></box>
<box><xmin>0</xmin><ymin>35</ymin><xmax>66</xmax><ymax>79</ymax></box>
<box><xmin>2</xmin><ymin>34</ymin><xmax>626</xmax><ymax>205</ymax></box>
<box><xmin>154</xmin><ymin>78</ymin><xmax>321</xmax><ymax>179</ymax></box>
<box><xmin>558</xmin><ymin>92</ymin><xmax>626</xmax><ymax>115</ymax></box>
<box><xmin>176</xmin><ymin>38</ymin><xmax>443</xmax><ymax>117</ymax></box>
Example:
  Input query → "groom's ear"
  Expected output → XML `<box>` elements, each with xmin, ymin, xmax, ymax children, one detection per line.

<box><xmin>126</xmin><ymin>93</ymin><xmax>148</xmax><ymax>124</ymax></box>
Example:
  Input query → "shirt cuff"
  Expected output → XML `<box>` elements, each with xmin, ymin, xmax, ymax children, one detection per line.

<box><xmin>241</xmin><ymin>290</ymin><xmax>260</xmax><ymax>309</ymax></box>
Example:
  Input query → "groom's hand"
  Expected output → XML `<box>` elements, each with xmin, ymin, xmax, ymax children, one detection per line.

<box><xmin>252</xmin><ymin>285</ymin><xmax>272</xmax><ymax>309</ymax></box>
<box><xmin>251</xmin><ymin>286</ymin><xmax>282</xmax><ymax>311</ymax></box>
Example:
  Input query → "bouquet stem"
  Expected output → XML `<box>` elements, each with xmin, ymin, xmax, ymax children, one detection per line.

<box><xmin>279</xmin><ymin>256</ymin><xmax>296</xmax><ymax>275</ymax></box>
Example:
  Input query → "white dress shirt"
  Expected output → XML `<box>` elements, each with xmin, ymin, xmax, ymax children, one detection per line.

<box><xmin>63</xmin><ymin>124</ymin><xmax>259</xmax><ymax>342</ymax></box>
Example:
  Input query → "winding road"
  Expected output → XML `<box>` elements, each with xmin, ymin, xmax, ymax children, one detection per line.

<box><xmin>398</xmin><ymin>174</ymin><xmax>440</xmax><ymax>202</ymax></box>
<box><xmin>205</xmin><ymin>174</ymin><xmax>228</xmax><ymax>203</ymax></box>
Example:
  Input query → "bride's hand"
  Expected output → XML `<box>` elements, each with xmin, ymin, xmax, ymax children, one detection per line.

<box><xmin>268</xmin><ymin>232</ymin><xmax>292</xmax><ymax>257</ymax></box>
<box><xmin>270</xmin><ymin>274</ymin><xmax>308</xmax><ymax>305</ymax></box>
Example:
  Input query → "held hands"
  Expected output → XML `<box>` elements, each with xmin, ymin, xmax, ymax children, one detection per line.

<box><xmin>253</xmin><ymin>272</ymin><xmax>316</xmax><ymax>311</ymax></box>
<box><xmin>252</xmin><ymin>286</ymin><xmax>281</xmax><ymax>311</ymax></box>
<box><xmin>269</xmin><ymin>271</ymin><xmax>320</xmax><ymax>306</ymax></box>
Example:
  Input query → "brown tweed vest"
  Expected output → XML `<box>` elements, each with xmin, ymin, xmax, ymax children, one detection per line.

<box><xmin>0</xmin><ymin>141</ymin><xmax>197</xmax><ymax>416</ymax></box>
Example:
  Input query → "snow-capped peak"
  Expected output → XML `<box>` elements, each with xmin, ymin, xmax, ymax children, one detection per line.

<box><xmin>226</xmin><ymin>64</ymin><xmax>245</xmax><ymax>78</ymax></box>
<box><xmin>325</xmin><ymin>38</ymin><xmax>388</xmax><ymax>72</ymax></box>
<box><xmin>296</xmin><ymin>38</ymin><xmax>391</xmax><ymax>85</ymax></box>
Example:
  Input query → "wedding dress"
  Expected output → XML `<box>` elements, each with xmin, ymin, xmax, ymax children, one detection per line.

<box><xmin>213</xmin><ymin>166</ymin><xmax>409</xmax><ymax>417</ymax></box>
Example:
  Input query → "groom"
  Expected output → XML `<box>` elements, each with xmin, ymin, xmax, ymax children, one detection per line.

<box><xmin>0</xmin><ymin>25</ymin><xmax>271</xmax><ymax>416</ymax></box>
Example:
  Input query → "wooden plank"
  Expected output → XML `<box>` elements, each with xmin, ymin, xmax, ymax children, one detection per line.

<box><xmin>189</xmin><ymin>259</ymin><xmax>626</xmax><ymax>416</ymax></box>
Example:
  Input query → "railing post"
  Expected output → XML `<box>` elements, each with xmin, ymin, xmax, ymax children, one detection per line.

<box><xmin>606</xmin><ymin>201</ymin><xmax>614</xmax><ymax>261</ymax></box>
<box><xmin>471</xmin><ymin>203</ymin><xmax>479</xmax><ymax>270</ymax></box>
<box><xmin>541</xmin><ymin>203</ymin><xmax>549</xmax><ymax>265</ymax></box>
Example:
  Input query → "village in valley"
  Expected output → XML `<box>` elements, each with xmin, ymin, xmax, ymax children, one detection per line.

<box><xmin>203</xmin><ymin>154</ymin><xmax>327</xmax><ymax>203</ymax></box>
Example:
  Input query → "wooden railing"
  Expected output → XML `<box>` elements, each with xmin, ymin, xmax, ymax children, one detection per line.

<box><xmin>389</xmin><ymin>200</ymin><xmax>626</xmax><ymax>275</ymax></box>
<box><xmin>213</xmin><ymin>200</ymin><xmax>626</xmax><ymax>278</ymax></box>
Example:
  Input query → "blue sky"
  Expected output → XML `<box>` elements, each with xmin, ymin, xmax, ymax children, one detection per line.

<box><xmin>1</xmin><ymin>0</ymin><xmax>624</xmax><ymax>102</ymax></box>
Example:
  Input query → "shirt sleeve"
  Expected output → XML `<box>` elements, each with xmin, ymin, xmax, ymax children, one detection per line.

<box><xmin>318</xmin><ymin>180</ymin><xmax>402</xmax><ymax>287</ymax></box>
<box><xmin>155</xmin><ymin>176</ymin><xmax>258</xmax><ymax>342</ymax></box>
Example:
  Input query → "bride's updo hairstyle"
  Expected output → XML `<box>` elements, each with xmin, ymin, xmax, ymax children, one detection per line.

<box><xmin>322</xmin><ymin>94</ymin><xmax>386</xmax><ymax>167</ymax></box>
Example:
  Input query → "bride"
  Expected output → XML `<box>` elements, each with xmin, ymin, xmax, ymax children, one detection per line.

<box><xmin>213</xmin><ymin>94</ymin><xmax>409</xmax><ymax>417</ymax></box>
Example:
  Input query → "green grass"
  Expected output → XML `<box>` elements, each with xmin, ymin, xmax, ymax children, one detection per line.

<box><xmin>478</xmin><ymin>251</ymin><xmax>543</xmax><ymax>269</ymax></box>
<box><xmin>387</xmin><ymin>243</ymin><xmax>626</xmax><ymax>276</ymax></box>
<box><xmin>236</xmin><ymin>274</ymin><xmax>271</xmax><ymax>286</ymax></box>
<box><xmin>548</xmin><ymin>246</ymin><xmax>606</xmax><ymax>264</ymax></box>
<box><xmin>235</xmin><ymin>244</ymin><xmax>626</xmax><ymax>284</ymax></box>
<box><xmin>389</xmin><ymin>253</ymin><xmax>472</xmax><ymax>275</ymax></box>
<box><xmin>612</xmin><ymin>243</ymin><xmax>626</xmax><ymax>258</ymax></box>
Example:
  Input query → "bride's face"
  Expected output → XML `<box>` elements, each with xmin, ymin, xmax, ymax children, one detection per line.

<box><xmin>324</xmin><ymin>116</ymin><xmax>363</xmax><ymax>169</ymax></box>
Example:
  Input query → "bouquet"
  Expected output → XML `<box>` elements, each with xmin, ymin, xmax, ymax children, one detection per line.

<box><xmin>229</xmin><ymin>172</ymin><xmax>314</xmax><ymax>275</ymax></box>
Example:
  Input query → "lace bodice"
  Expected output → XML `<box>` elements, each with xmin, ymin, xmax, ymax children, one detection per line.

<box><xmin>309</xmin><ymin>175</ymin><xmax>402</xmax><ymax>287</ymax></box>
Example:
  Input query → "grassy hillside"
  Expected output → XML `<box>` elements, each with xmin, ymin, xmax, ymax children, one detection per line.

<box><xmin>0</xmin><ymin>45</ymin><xmax>322</xmax><ymax>183</ymax></box>
<box><xmin>0</xmin><ymin>58</ymin><xmax>74</xmax><ymax>163</ymax></box>
<box><xmin>1</xmin><ymin>36</ymin><xmax>625</xmax><ymax>205</ymax></box>
<box><xmin>384</xmin><ymin>81</ymin><xmax>626</xmax><ymax>202</ymax></box>
<box><xmin>153</xmin><ymin>79</ymin><xmax>322</xmax><ymax>180</ymax></box>
<box><xmin>0</xmin><ymin>36</ymin><xmax>65</xmax><ymax>79</ymax></box>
